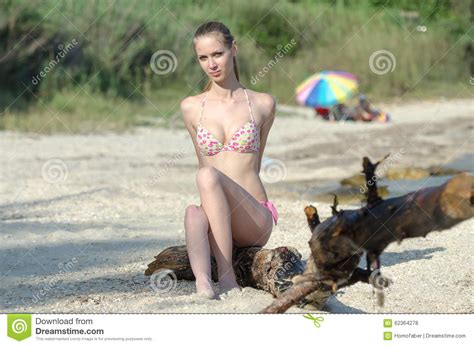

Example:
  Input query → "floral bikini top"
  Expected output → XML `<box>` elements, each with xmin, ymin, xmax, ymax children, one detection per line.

<box><xmin>196</xmin><ymin>88</ymin><xmax>260</xmax><ymax>156</ymax></box>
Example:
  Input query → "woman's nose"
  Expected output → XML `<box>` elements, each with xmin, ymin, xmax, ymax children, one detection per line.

<box><xmin>208</xmin><ymin>59</ymin><xmax>217</xmax><ymax>69</ymax></box>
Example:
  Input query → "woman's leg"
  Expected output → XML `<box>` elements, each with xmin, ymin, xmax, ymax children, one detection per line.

<box><xmin>184</xmin><ymin>204</ymin><xmax>216</xmax><ymax>298</ymax></box>
<box><xmin>195</xmin><ymin>166</ymin><xmax>274</xmax><ymax>293</ymax></box>
<box><xmin>196</xmin><ymin>167</ymin><xmax>238</xmax><ymax>292</ymax></box>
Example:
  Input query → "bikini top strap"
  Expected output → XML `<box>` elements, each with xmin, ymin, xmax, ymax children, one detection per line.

<box><xmin>198</xmin><ymin>92</ymin><xmax>209</xmax><ymax>125</ymax></box>
<box><xmin>243</xmin><ymin>88</ymin><xmax>255</xmax><ymax>122</ymax></box>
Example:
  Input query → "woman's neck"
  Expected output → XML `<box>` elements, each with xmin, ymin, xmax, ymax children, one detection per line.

<box><xmin>209</xmin><ymin>76</ymin><xmax>244</xmax><ymax>100</ymax></box>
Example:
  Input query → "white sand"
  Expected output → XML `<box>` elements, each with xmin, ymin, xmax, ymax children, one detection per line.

<box><xmin>0</xmin><ymin>98</ymin><xmax>472</xmax><ymax>313</ymax></box>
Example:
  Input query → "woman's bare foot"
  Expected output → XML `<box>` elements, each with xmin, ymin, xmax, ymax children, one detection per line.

<box><xmin>219</xmin><ymin>279</ymin><xmax>241</xmax><ymax>295</ymax></box>
<box><xmin>196</xmin><ymin>279</ymin><xmax>217</xmax><ymax>299</ymax></box>
<box><xmin>218</xmin><ymin>284</ymin><xmax>242</xmax><ymax>300</ymax></box>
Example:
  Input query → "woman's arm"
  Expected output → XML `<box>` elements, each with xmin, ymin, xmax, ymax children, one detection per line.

<box><xmin>256</xmin><ymin>94</ymin><xmax>276</xmax><ymax>173</ymax></box>
<box><xmin>181</xmin><ymin>96</ymin><xmax>205</xmax><ymax>169</ymax></box>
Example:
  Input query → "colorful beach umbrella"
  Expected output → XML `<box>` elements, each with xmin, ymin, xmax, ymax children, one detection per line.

<box><xmin>295</xmin><ymin>70</ymin><xmax>358</xmax><ymax>107</ymax></box>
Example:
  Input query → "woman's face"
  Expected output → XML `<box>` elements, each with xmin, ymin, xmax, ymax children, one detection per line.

<box><xmin>194</xmin><ymin>35</ymin><xmax>235</xmax><ymax>81</ymax></box>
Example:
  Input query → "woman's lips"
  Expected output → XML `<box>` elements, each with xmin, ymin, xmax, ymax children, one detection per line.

<box><xmin>210</xmin><ymin>71</ymin><xmax>221</xmax><ymax>77</ymax></box>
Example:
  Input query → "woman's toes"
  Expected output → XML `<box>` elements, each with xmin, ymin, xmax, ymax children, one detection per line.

<box><xmin>197</xmin><ymin>289</ymin><xmax>217</xmax><ymax>299</ymax></box>
<box><xmin>219</xmin><ymin>281</ymin><xmax>241</xmax><ymax>294</ymax></box>
<box><xmin>196</xmin><ymin>280</ymin><xmax>217</xmax><ymax>299</ymax></box>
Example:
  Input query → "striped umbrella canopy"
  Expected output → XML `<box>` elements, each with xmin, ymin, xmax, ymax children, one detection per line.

<box><xmin>295</xmin><ymin>70</ymin><xmax>358</xmax><ymax>107</ymax></box>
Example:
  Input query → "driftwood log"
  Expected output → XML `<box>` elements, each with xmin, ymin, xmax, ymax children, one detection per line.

<box><xmin>145</xmin><ymin>245</ymin><xmax>305</xmax><ymax>297</ymax></box>
<box><xmin>261</xmin><ymin>157</ymin><xmax>473</xmax><ymax>313</ymax></box>
<box><xmin>145</xmin><ymin>156</ymin><xmax>473</xmax><ymax>312</ymax></box>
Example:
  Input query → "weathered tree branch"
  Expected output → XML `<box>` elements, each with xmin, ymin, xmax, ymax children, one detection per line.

<box><xmin>261</xmin><ymin>157</ymin><xmax>473</xmax><ymax>313</ymax></box>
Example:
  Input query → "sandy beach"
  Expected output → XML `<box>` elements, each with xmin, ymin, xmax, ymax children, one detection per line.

<box><xmin>0</xmin><ymin>98</ymin><xmax>473</xmax><ymax>313</ymax></box>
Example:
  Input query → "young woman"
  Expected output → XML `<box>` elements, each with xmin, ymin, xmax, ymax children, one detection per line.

<box><xmin>180</xmin><ymin>21</ymin><xmax>278</xmax><ymax>299</ymax></box>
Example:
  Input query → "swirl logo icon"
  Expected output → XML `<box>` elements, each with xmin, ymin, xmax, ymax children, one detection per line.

<box><xmin>369</xmin><ymin>49</ymin><xmax>396</xmax><ymax>75</ymax></box>
<box><xmin>7</xmin><ymin>314</ymin><xmax>32</xmax><ymax>341</ymax></box>
<box><xmin>150</xmin><ymin>50</ymin><xmax>177</xmax><ymax>75</ymax></box>
<box><xmin>41</xmin><ymin>159</ymin><xmax>68</xmax><ymax>184</ymax></box>
<box><xmin>260</xmin><ymin>158</ymin><xmax>287</xmax><ymax>184</ymax></box>
<box><xmin>150</xmin><ymin>268</ymin><xmax>177</xmax><ymax>293</ymax></box>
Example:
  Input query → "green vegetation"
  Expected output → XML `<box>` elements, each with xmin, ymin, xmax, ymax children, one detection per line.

<box><xmin>0</xmin><ymin>0</ymin><xmax>472</xmax><ymax>133</ymax></box>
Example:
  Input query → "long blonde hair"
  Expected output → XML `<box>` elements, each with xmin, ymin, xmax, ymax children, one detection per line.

<box><xmin>193</xmin><ymin>21</ymin><xmax>240</xmax><ymax>92</ymax></box>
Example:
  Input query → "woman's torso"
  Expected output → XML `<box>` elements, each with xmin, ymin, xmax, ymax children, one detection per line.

<box><xmin>193</xmin><ymin>89</ymin><xmax>268</xmax><ymax>201</ymax></box>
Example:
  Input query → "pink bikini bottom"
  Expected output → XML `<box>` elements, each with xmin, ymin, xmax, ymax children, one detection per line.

<box><xmin>258</xmin><ymin>200</ymin><xmax>279</xmax><ymax>226</ymax></box>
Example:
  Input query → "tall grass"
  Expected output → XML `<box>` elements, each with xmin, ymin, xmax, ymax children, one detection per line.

<box><xmin>0</xmin><ymin>0</ymin><xmax>471</xmax><ymax>133</ymax></box>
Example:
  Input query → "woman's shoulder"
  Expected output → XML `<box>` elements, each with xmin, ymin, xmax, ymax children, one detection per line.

<box><xmin>246</xmin><ymin>89</ymin><xmax>275</xmax><ymax>104</ymax></box>
<box><xmin>180</xmin><ymin>93</ymin><xmax>206</xmax><ymax>113</ymax></box>
<box><xmin>246</xmin><ymin>89</ymin><xmax>276</xmax><ymax>116</ymax></box>
<box><xmin>180</xmin><ymin>93</ymin><xmax>208</xmax><ymax>126</ymax></box>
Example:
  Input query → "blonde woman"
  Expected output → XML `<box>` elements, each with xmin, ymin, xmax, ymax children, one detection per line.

<box><xmin>180</xmin><ymin>21</ymin><xmax>278</xmax><ymax>299</ymax></box>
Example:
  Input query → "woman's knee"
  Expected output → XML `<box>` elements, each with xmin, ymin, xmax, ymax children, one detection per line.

<box><xmin>184</xmin><ymin>204</ymin><xmax>208</xmax><ymax>227</ymax></box>
<box><xmin>195</xmin><ymin>166</ymin><xmax>220</xmax><ymax>190</ymax></box>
